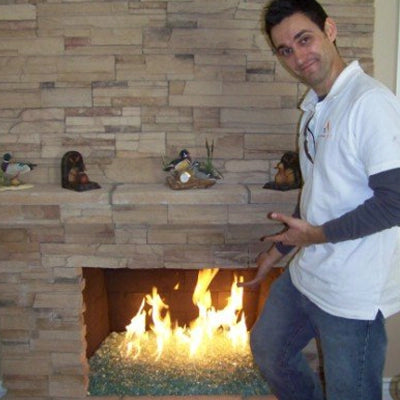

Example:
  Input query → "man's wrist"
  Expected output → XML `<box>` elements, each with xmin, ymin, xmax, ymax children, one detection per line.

<box><xmin>311</xmin><ymin>225</ymin><xmax>327</xmax><ymax>244</ymax></box>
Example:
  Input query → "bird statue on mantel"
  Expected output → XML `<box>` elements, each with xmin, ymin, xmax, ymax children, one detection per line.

<box><xmin>1</xmin><ymin>152</ymin><xmax>37</xmax><ymax>186</ymax></box>
<box><xmin>163</xmin><ymin>149</ymin><xmax>192</xmax><ymax>172</ymax></box>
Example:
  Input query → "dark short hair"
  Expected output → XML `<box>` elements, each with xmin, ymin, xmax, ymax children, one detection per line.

<box><xmin>263</xmin><ymin>0</ymin><xmax>328</xmax><ymax>43</ymax></box>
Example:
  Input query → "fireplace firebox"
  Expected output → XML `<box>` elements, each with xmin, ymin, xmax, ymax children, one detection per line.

<box><xmin>82</xmin><ymin>267</ymin><xmax>284</xmax><ymax>397</ymax></box>
<box><xmin>82</xmin><ymin>267</ymin><xmax>282</xmax><ymax>358</ymax></box>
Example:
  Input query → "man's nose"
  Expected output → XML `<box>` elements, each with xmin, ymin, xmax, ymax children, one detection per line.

<box><xmin>293</xmin><ymin>46</ymin><xmax>307</xmax><ymax>65</ymax></box>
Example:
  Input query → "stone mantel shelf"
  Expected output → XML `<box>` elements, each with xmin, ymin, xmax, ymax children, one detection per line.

<box><xmin>0</xmin><ymin>183</ymin><xmax>299</xmax><ymax>207</ymax></box>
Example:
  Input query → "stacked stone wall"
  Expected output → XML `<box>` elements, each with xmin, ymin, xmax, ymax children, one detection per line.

<box><xmin>0</xmin><ymin>1</ymin><xmax>374</xmax><ymax>186</ymax></box>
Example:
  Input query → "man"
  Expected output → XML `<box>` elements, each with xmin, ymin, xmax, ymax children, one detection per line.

<box><xmin>239</xmin><ymin>1</ymin><xmax>400</xmax><ymax>399</ymax></box>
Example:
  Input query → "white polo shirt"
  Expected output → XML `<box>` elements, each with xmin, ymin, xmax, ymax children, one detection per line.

<box><xmin>289</xmin><ymin>61</ymin><xmax>400</xmax><ymax>320</ymax></box>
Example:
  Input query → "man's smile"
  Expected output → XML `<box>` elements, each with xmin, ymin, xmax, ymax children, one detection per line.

<box><xmin>298</xmin><ymin>58</ymin><xmax>318</xmax><ymax>75</ymax></box>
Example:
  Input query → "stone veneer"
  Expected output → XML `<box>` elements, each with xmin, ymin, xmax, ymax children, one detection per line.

<box><xmin>0</xmin><ymin>183</ymin><xmax>298</xmax><ymax>399</ymax></box>
<box><xmin>0</xmin><ymin>1</ymin><xmax>373</xmax><ymax>188</ymax></box>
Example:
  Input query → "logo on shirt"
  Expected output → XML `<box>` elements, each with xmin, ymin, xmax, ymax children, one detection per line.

<box><xmin>320</xmin><ymin>120</ymin><xmax>332</xmax><ymax>139</ymax></box>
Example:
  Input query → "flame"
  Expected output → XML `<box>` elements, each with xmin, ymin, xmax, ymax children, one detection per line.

<box><xmin>122</xmin><ymin>268</ymin><xmax>248</xmax><ymax>360</ymax></box>
<box><xmin>122</xmin><ymin>298</ymin><xmax>147</xmax><ymax>359</ymax></box>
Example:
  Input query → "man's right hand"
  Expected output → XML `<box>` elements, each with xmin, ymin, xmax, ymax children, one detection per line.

<box><xmin>237</xmin><ymin>245</ymin><xmax>284</xmax><ymax>289</ymax></box>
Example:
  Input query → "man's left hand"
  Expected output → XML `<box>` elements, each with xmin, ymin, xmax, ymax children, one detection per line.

<box><xmin>261</xmin><ymin>212</ymin><xmax>327</xmax><ymax>247</ymax></box>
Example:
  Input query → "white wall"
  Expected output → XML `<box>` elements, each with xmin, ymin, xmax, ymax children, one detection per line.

<box><xmin>373</xmin><ymin>0</ymin><xmax>398</xmax><ymax>90</ymax></box>
<box><xmin>373</xmin><ymin>0</ymin><xmax>400</xmax><ymax>379</ymax></box>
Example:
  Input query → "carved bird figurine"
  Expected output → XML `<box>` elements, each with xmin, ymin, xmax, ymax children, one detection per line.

<box><xmin>274</xmin><ymin>151</ymin><xmax>301</xmax><ymax>188</ymax></box>
<box><xmin>1</xmin><ymin>153</ymin><xmax>37</xmax><ymax>185</ymax></box>
<box><xmin>191</xmin><ymin>161</ymin><xmax>213</xmax><ymax>180</ymax></box>
<box><xmin>163</xmin><ymin>149</ymin><xmax>192</xmax><ymax>172</ymax></box>
<box><xmin>263</xmin><ymin>151</ymin><xmax>302</xmax><ymax>191</ymax></box>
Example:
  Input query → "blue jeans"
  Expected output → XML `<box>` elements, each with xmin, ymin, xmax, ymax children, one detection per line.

<box><xmin>250</xmin><ymin>269</ymin><xmax>387</xmax><ymax>400</ymax></box>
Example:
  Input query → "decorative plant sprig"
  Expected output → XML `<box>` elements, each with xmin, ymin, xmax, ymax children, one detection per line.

<box><xmin>199</xmin><ymin>139</ymin><xmax>223</xmax><ymax>179</ymax></box>
<box><xmin>161</xmin><ymin>153</ymin><xmax>173</xmax><ymax>171</ymax></box>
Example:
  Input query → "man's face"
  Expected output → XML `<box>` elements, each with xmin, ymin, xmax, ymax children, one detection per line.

<box><xmin>270</xmin><ymin>12</ymin><xmax>340</xmax><ymax>95</ymax></box>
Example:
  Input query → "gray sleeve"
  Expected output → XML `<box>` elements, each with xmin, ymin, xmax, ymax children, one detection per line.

<box><xmin>322</xmin><ymin>168</ymin><xmax>400</xmax><ymax>243</ymax></box>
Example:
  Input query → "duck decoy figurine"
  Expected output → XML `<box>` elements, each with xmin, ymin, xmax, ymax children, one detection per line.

<box><xmin>163</xmin><ymin>149</ymin><xmax>192</xmax><ymax>172</ymax></box>
<box><xmin>1</xmin><ymin>153</ymin><xmax>37</xmax><ymax>186</ymax></box>
<box><xmin>191</xmin><ymin>161</ymin><xmax>212</xmax><ymax>180</ymax></box>
<box><xmin>162</xmin><ymin>145</ymin><xmax>220</xmax><ymax>190</ymax></box>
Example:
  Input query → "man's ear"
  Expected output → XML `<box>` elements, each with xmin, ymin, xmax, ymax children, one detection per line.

<box><xmin>324</xmin><ymin>17</ymin><xmax>337</xmax><ymax>43</ymax></box>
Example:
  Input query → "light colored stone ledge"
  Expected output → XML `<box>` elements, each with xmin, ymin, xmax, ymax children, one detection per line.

<box><xmin>0</xmin><ymin>183</ymin><xmax>298</xmax><ymax>207</ymax></box>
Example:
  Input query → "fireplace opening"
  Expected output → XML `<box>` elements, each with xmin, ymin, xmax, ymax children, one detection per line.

<box><xmin>82</xmin><ymin>267</ymin><xmax>283</xmax><ymax>396</ymax></box>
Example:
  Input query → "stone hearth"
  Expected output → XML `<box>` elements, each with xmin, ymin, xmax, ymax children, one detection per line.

<box><xmin>0</xmin><ymin>183</ymin><xmax>297</xmax><ymax>399</ymax></box>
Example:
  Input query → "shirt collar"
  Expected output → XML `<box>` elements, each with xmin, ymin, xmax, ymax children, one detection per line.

<box><xmin>300</xmin><ymin>60</ymin><xmax>362</xmax><ymax>112</ymax></box>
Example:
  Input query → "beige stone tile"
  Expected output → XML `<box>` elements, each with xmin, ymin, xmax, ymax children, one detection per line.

<box><xmin>0</xmin><ymin>4</ymin><xmax>36</xmax><ymax>20</ymax></box>
<box><xmin>1</xmin><ymin>185</ymin><xmax>109</xmax><ymax>205</ymax></box>
<box><xmin>168</xmin><ymin>204</ymin><xmax>228</xmax><ymax>224</ymax></box>
<box><xmin>41</xmin><ymin>87</ymin><xmax>92</xmax><ymax>108</ymax></box>
<box><xmin>0</xmin><ymin>37</ymin><xmax>63</xmax><ymax>56</ymax></box>
<box><xmin>170</xmin><ymin>93</ymin><xmax>280</xmax><ymax>108</ymax></box>
<box><xmin>0</xmin><ymin>313</ymin><xmax>33</xmax><ymax>330</ymax></box>
<box><xmin>221</xmin><ymin>108</ymin><xmax>300</xmax><ymax>130</ymax></box>
<box><xmin>228</xmin><ymin>204</ymin><xmax>287</xmax><ymax>225</ymax></box>
<box><xmin>112</xmin><ymin>183</ymin><xmax>248</xmax><ymax>205</ymax></box>
<box><xmin>163</xmin><ymin>244</ymin><xmax>215</xmax><ymax>265</ymax></box>
<box><xmin>113</xmin><ymin>204</ymin><xmax>168</xmax><ymax>224</ymax></box>
<box><xmin>148</xmin><ymin>225</ymin><xmax>188</xmax><ymax>244</ymax></box>
<box><xmin>168</xmin><ymin>28</ymin><xmax>253</xmax><ymax>51</ymax></box>
<box><xmin>0</xmin><ymin>90</ymin><xmax>41</xmax><ymax>108</ymax></box>
<box><xmin>2</xmin><ymin>355</ymin><xmax>51</xmax><ymax>376</ymax></box>
<box><xmin>48</xmin><ymin>374</ymin><xmax>87</xmax><ymax>398</ymax></box>
<box><xmin>33</xmin><ymin>293</ymin><xmax>82</xmax><ymax>310</ymax></box>
<box><xmin>114</xmin><ymin>225</ymin><xmax>147</xmax><ymax>244</ymax></box>
<box><xmin>245</xmin><ymin>133</ymin><xmax>298</xmax><ymax>152</ymax></box>
<box><xmin>2</xmin><ymin>375</ymin><xmax>49</xmax><ymax>398</ymax></box>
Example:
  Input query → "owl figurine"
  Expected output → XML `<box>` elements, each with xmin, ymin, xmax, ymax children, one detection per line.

<box><xmin>263</xmin><ymin>151</ymin><xmax>302</xmax><ymax>191</ymax></box>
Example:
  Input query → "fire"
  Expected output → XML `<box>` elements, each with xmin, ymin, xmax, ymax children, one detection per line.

<box><xmin>120</xmin><ymin>268</ymin><xmax>248</xmax><ymax>360</ymax></box>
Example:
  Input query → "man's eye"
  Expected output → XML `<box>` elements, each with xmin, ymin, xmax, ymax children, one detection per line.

<box><xmin>300</xmin><ymin>35</ymin><xmax>311</xmax><ymax>45</ymax></box>
<box><xmin>278</xmin><ymin>47</ymin><xmax>293</xmax><ymax>57</ymax></box>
